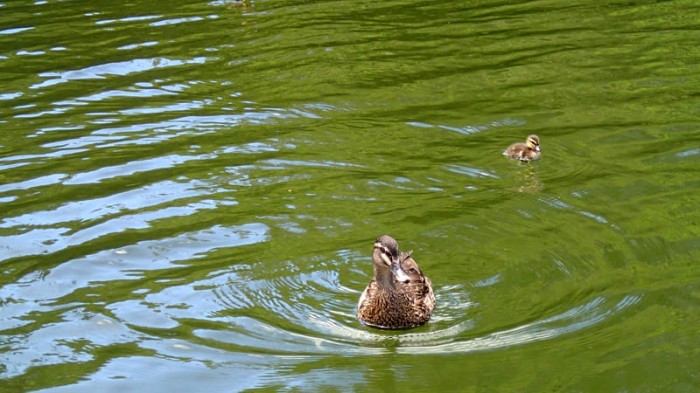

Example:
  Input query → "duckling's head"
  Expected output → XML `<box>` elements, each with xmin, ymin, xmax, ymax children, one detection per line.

<box><xmin>526</xmin><ymin>134</ymin><xmax>540</xmax><ymax>152</ymax></box>
<box><xmin>373</xmin><ymin>235</ymin><xmax>410</xmax><ymax>284</ymax></box>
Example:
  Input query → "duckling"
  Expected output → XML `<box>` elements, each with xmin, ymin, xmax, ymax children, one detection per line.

<box><xmin>357</xmin><ymin>235</ymin><xmax>435</xmax><ymax>329</ymax></box>
<box><xmin>504</xmin><ymin>134</ymin><xmax>541</xmax><ymax>162</ymax></box>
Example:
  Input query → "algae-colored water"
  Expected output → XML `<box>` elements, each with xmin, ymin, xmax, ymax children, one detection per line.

<box><xmin>1</xmin><ymin>1</ymin><xmax>699</xmax><ymax>391</ymax></box>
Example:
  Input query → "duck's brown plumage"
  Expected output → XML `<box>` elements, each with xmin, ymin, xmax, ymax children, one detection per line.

<box><xmin>504</xmin><ymin>134</ymin><xmax>541</xmax><ymax>162</ymax></box>
<box><xmin>357</xmin><ymin>235</ymin><xmax>435</xmax><ymax>329</ymax></box>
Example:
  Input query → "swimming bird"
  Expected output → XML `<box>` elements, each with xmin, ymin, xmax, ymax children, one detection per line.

<box><xmin>504</xmin><ymin>134</ymin><xmax>541</xmax><ymax>162</ymax></box>
<box><xmin>357</xmin><ymin>235</ymin><xmax>435</xmax><ymax>329</ymax></box>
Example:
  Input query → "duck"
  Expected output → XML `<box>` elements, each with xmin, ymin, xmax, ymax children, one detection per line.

<box><xmin>357</xmin><ymin>235</ymin><xmax>435</xmax><ymax>329</ymax></box>
<box><xmin>504</xmin><ymin>134</ymin><xmax>541</xmax><ymax>162</ymax></box>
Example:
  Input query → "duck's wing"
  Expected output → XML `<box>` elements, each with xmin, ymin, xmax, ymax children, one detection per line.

<box><xmin>505</xmin><ymin>142</ymin><xmax>534</xmax><ymax>160</ymax></box>
<box><xmin>421</xmin><ymin>276</ymin><xmax>436</xmax><ymax>310</ymax></box>
<box><xmin>357</xmin><ymin>278</ymin><xmax>377</xmax><ymax>311</ymax></box>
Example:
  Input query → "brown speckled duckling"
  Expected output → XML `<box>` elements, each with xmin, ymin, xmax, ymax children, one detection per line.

<box><xmin>504</xmin><ymin>134</ymin><xmax>541</xmax><ymax>162</ymax></box>
<box><xmin>357</xmin><ymin>235</ymin><xmax>435</xmax><ymax>329</ymax></box>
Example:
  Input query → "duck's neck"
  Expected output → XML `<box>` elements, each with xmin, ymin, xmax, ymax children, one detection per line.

<box><xmin>374</xmin><ymin>265</ymin><xmax>396</xmax><ymax>289</ymax></box>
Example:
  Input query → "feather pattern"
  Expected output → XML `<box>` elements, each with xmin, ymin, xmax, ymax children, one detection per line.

<box><xmin>504</xmin><ymin>134</ymin><xmax>542</xmax><ymax>162</ymax></box>
<box><xmin>357</xmin><ymin>236</ymin><xmax>435</xmax><ymax>329</ymax></box>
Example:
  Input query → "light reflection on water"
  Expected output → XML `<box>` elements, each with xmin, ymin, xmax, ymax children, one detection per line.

<box><xmin>1</xmin><ymin>0</ymin><xmax>698</xmax><ymax>391</ymax></box>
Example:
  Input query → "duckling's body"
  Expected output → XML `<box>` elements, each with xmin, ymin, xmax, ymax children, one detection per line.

<box><xmin>504</xmin><ymin>134</ymin><xmax>541</xmax><ymax>162</ymax></box>
<box><xmin>357</xmin><ymin>236</ymin><xmax>435</xmax><ymax>329</ymax></box>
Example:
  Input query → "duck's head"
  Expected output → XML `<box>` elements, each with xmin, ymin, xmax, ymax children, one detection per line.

<box><xmin>373</xmin><ymin>235</ymin><xmax>410</xmax><ymax>284</ymax></box>
<box><xmin>526</xmin><ymin>134</ymin><xmax>540</xmax><ymax>152</ymax></box>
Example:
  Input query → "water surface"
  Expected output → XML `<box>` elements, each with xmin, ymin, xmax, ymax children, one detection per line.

<box><xmin>1</xmin><ymin>0</ymin><xmax>699</xmax><ymax>391</ymax></box>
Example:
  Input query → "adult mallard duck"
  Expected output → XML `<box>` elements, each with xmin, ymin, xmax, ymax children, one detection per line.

<box><xmin>357</xmin><ymin>235</ymin><xmax>435</xmax><ymax>329</ymax></box>
<box><xmin>504</xmin><ymin>134</ymin><xmax>541</xmax><ymax>162</ymax></box>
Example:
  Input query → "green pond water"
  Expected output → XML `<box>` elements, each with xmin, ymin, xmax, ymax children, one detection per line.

<box><xmin>1</xmin><ymin>0</ymin><xmax>699</xmax><ymax>391</ymax></box>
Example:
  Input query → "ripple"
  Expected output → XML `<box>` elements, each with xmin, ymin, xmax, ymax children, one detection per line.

<box><xmin>0</xmin><ymin>198</ymin><xmax>241</xmax><ymax>261</ymax></box>
<box><xmin>0</xmin><ymin>0</ymin><xmax>695</xmax><ymax>389</ymax></box>
<box><xmin>0</xmin><ymin>173</ymin><xmax>66</xmax><ymax>194</ymax></box>
<box><xmin>445</xmin><ymin>163</ymin><xmax>499</xmax><ymax>179</ymax></box>
<box><xmin>537</xmin><ymin>195</ymin><xmax>618</xmax><ymax>228</ymax></box>
<box><xmin>0</xmin><ymin>223</ymin><xmax>268</xmax><ymax>307</ymax></box>
<box><xmin>63</xmin><ymin>154</ymin><xmax>211</xmax><ymax>185</ymax></box>
<box><xmin>0</xmin><ymin>223</ymin><xmax>270</xmax><ymax>378</ymax></box>
<box><xmin>30</xmin><ymin>110</ymin><xmax>302</xmax><ymax>150</ymax></box>
<box><xmin>31</xmin><ymin>57</ymin><xmax>210</xmax><ymax>90</ymax></box>
<box><xmin>150</xmin><ymin>15</ymin><xmax>219</xmax><ymax>27</ymax></box>
<box><xmin>0</xmin><ymin>26</ymin><xmax>34</xmax><ymax>35</ymax></box>
<box><xmin>0</xmin><ymin>91</ymin><xmax>23</xmax><ymax>100</ymax></box>
<box><xmin>0</xmin><ymin>312</ymin><xmax>135</xmax><ymax>379</ymax></box>
<box><xmin>407</xmin><ymin>117</ymin><xmax>526</xmax><ymax>136</ymax></box>
<box><xmin>1</xmin><ymin>180</ymin><xmax>212</xmax><ymax>229</ymax></box>
<box><xmin>95</xmin><ymin>15</ymin><xmax>161</xmax><ymax>25</ymax></box>
<box><xmin>397</xmin><ymin>294</ymin><xmax>643</xmax><ymax>354</ymax></box>
<box><xmin>174</xmin><ymin>249</ymin><xmax>643</xmax><ymax>357</ymax></box>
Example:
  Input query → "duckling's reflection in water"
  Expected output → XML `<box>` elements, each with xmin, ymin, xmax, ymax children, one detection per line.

<box><xmin>514</xmin><ymin>164</ymin><xmax>543</xmax><ymax>193</ymax></box>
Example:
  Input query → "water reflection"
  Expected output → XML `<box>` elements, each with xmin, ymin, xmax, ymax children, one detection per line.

<box><xmin>398</xmin><ymin>294</ymin><xmax>642</xmax><ymax>354</ymax></box>
<box><xmin>1</xmin><ymin>0</ymin><xmax>698</xmax><ymax>390</ymax></box>
<box><xmin>32</xmin><ymin>58</ymin><xmax>209</xmax><ymax>90</ymax></box>
<box><xmin>196</xmin><ymin>248</ymin><xmax>640</xmax><ymax>357</ymax></box>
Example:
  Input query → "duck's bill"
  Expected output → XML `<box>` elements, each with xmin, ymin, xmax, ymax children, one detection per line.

<box><xmin>378</xmin><ymin>250</ymin><xmax>392</xmax><ymax>266</ymax></box>
<box><xmin>391</xmin><ymin>260</ymin><xmax>410</xmax><ymax>283</ymax></box>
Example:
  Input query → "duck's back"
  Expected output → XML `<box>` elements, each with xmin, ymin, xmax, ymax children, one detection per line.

<box><xmin>504</xmin><ymin>142</ymin><xmax>527</xmax><ymax>160</ymax></box>
<box><xmin>504</xmin><ymin>142</ymin><xmax>541</xmax><ymax>161</ymax></box>
<box><xmin>400</xmin><ymin>252</ymin><xmax>435</xmax><ymax>316</ymax></box>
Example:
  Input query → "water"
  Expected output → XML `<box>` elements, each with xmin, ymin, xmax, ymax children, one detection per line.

<box><xmin>1</xmin><ymin>0</ymin><xmax>699</xmax><ymax>391</ymax></box>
